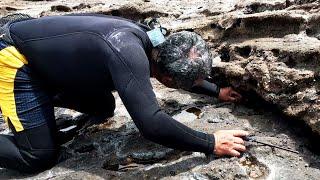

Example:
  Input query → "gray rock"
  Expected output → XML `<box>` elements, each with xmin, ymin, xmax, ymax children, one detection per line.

<box><xmin>0</xmin><ymin>0</ymin><xmax>320</xmax><ymax>179</ymax></box>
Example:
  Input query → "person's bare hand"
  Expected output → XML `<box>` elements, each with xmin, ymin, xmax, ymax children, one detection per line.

<box><xmin>218</xmin><ymin>87</ymin><xmax>242</xmax><ymax>102</ymax></box>
<box><xmin>213</xmin><ymin>130</ymin><xmax>249</xmax><ymax>157</ymax></box>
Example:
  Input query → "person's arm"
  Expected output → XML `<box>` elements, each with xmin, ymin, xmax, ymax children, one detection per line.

<box><xmin>106</xmin><ymin>31</ymin><xmax>214</xmax><ymax>154</ymax></box>
<box><xmin>191</xmin><ymin>79</ymin><xmax>220</xmax><ymax>97</ymax></box>
<box><xmin>192</xmin><ymin>80</ymin><xmax>242</xmax><ymax>102</ymax></box>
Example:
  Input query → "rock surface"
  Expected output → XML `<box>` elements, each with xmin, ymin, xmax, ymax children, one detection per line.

<box><xmin>0</xmin><ymin>0</ymin><xmax>320</xmax><ymax>179</ymax></box>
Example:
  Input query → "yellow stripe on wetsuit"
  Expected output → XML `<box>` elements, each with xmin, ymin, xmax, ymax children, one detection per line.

<box><xmin>0</xmin><ymin>45</ymin><xmax>28</xmax><ymax>132</ymax></box>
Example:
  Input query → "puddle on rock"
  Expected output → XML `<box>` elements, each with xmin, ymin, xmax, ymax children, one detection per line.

<box><xmin>186</xmin><ymin>107</ymin><xmax>202</xmax><ymax>117</ymax></box>
<box><xmin>103</xmin><ymin>151</ymin><xmax>191</xmax><ymax>172</ymax></box>
<box><xmin>239</xmin><ymin>154</ymin><xmax>270</xmax><ymax>179</ymax></box>
<box><xmin>172</xmin><ymin>107</ymin><xmax>202</xmax><ymax>123</ymax></box>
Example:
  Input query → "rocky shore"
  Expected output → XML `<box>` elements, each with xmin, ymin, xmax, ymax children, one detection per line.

<box><xmin>1</xmin><ymin>0</ymin><xmax>320</xmax><ymax>179</ymax></box>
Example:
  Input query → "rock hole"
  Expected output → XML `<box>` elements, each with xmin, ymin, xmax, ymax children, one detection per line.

<box><xmin>219</xmin><ymin>47</ymin><xmax>231</xmax><ymax>62</ymax></box>
<box><xmin>5</xmin><ymin>6</ymin><xmax>18</xmax><ymax>11</ymax></box>
<box><xmin>306</xmin><ymin>28</ymin><xmax>313</xmax><ymax>36</ymax></box>
<box><xmin>184</xmin><ymin>28</ymin><xmax>195</xmax><ymax>32</ymax></box>
<box><xmin>239</xmin><ymin>154</ymin><xmax>270</xmax><ymax>179</ymax></box>
<box><xmin>210</xmin><ymin>23</ymin><xmax>217</xmax><ymax>28</ymax></box>
<box><xmin>210</xmin><ymin>23</ymin><xmax>223</xmax><ymax>30</ymax></box>
<box><xmin>172</xmin><ymin>107</ymin><xmax>202</xmax><ymax>122</ymax></box>
<box><xmin>110</xmin><ymin>10</ymin><xmax>121</xmax><ymax>16</ymax></box>
<box><xmin>285</xmin><ymin>56</ymin><xmax>297</xmax><ymax>68</ymax></box>
<box><xmin>245</xmin><ymin>3</ymin><xmax>260</xmax><ymax>14</ymax></box>
<box><xmin>103</xmin><ymin>162</ymin><xmax>120</xmax><ymax>171</ymax></box>
<box><xmin>72</xmin><ymin>3</ymin><xmax>91</xmax><ymax>10</ymax></box>
<box><xmin>235</xmin><ymin>46</ymin><xmax>252</xmax><ymax>58</ymax></box>
<box><xmin>186</xmin><ymin>107</ymin><xmax>202</xmax><ymax>117</ymax></box>
<box><xmin>248</xmin><ymin>78</ymin><xmax>258</xmax><ymax>89</ymax></box>
<box><xmin>162</xmin><ymin>99</ymin><xmax>185</xmax><ymax>115</ymax></box>
<box><xmin>51</xmin><ymin>5</ymin><xmax>72</xmax><ymax>12</ymax></box>
<box><xmin>271</xmin><ymin>49</ymin><xmax>280</xmax><ymax>57</ymax></box>
<box><xmin>232</xmin><ymin>18</ymin><xmax>242</xmax><ymax>28</ymax></box>
<box><xmin>285</xmin><ymin>0</ymin><xmax>291</xmax><ymax>7</ymax></box>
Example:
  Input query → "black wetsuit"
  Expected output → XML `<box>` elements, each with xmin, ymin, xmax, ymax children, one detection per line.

<box><xmin>0</xmin><ymin>14</ymin><xmax>218</xmax><ymax>172</ymax></box>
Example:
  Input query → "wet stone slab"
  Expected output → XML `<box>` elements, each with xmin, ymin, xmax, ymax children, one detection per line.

<box><xmin>1</xmin><ymin>0</ymin><xmax>320</xmax><ymax>179</ymax></box>
<box><xmin>0</xmin><ymin>81</ymin><xmax>318</xmax><ymax>179</ymax></box>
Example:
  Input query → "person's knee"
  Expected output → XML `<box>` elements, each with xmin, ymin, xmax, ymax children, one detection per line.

<box><xmin>21</xmin><ymin>148</ymin><xmax>58</xmax><ymax>172</ymax></box>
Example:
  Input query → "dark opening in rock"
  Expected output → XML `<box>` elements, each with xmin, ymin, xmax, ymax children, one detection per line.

<box><xmin>210</xmin><ymin>23</ymin><xmax>217</xmax><ymax>28</ymax></box>
<box><xmin>173</xmin><ymin>106</ymin><xmax>203</xmax><ymax>122</ymax></box>
<box><xmin>235</xmin><ymin>46</ymin><xmax>252</xmax><ymax>58</ymax></box>
<box><xmin>170</xmin><ymin>171</ymin><xmax>176</xmax><ymax>176</ymax></box>
<box><xmin>184</xmin><ymin>28</ymin><xmax>195</xmax><ymax>32</ymax></box>
<box><xmin>210</xmin><ymin>23</ymin><xmax>223</xmax><ymax>30</ymax></box>
<box><xmin>162</xmin><ymin>99</ymin><xmax>185</xmax><ymax>115</ymax></box>
<box><xmin>306</xmin><ymin>28</ymin><xmax>313</xmax><ymax>36</ymax></box>
<box><xmin>286</xmin><ymin>56</ymin><xmax>297</xmax><ymax>68</ymax></box>
<box><xmin>51</xmin><ymin>5</ymin><xmax>72</xmax><ymax>12</ymax></box>
<box><xmin>219</xmin><ymin>47</ymin><xmax>231</xmax><ymax>62</ymax></box>
<box><xmin>103</xmin><ymin>162</ymin><xmax>120</xmax><ymax>171</ymax></box>
<box><xmin>72</xmin><ymin>3</ymin><xmax>91</xmax><ymax>10</ymax></box>
<box><xmin>244</xmin><ymin>16</ymin><xmax>302</xmax><ymax>38</ymax></box>
<box><xmin>110</xmin><ymin>10</ymin><xmax>121</xmax><ymax>16</ymax></box>
<box><xmin>271</xmin><ymin>49</ymin><xmax>280</xmax><ymax>57</ymax></box>
<box><xmin>248</xmin><ymin>78</ymin><xmax>258</xmax><ymax>88</ymax></box>
<box><xmin>186</xmin><ymin>107</ymin><xmax>202</xmax><ymax>118</ymax></box>
<box><xmin>232</xmin><ymin>18</ymin><xmax>242</xmax><ymax>28</ymax></box>
<box><xmin>5</xmin><ymin>6</ymin><xmax>18</xmax><ymax>11</ymax></box>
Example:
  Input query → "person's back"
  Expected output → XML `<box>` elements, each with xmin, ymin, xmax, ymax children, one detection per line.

<box><xmin>9</xmin><ymin>15</ymin><xmax>151</xmax><ymax>93</ymax></box>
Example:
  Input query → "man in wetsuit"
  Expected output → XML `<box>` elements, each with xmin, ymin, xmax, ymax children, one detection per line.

<box><xmin>0</xmin><ymin>14</ymin><xmax>248</xmax><ymax>173</ymax></box>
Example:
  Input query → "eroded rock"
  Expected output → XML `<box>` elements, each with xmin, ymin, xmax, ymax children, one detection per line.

<box><xmin>212</xmin><ymin>34</ymin><xmax>320</xmax><ymax>134</ymax></box>
<box><xmin>0</xmin><ymin>0</ymin><xmax>320</xmax><ymax>179</ymax></box>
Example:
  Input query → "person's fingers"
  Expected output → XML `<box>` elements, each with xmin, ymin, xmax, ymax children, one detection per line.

<box><xmin>229</xmin><ymin>149</ymin><xmax>241</xmax><ymax>157</ymax></box>
<box><xmin>233</xmin><ymin>137</ymin><xmax>245</xmax><ymax>145</ymax></box>
<box><xmin>230</xmin><ymin>91</ymin><xmax>242</xmax><ymax>99</ymax></box>
<box><xmin>233</xmin><ymin>144</ymin><xmax>246</xmax><ymax>152</ymax></box>
<box><xmin>230</xmin><ymin>130</ymin><xmax>249</xmax><ymax>137</ymax></box>
<box><xmin>228</xmin><ymin>97</ymin><xmax>236</xmax><ymax>102</ymax></box>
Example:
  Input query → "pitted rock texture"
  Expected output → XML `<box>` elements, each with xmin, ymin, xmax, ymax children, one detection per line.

<box><xmin>212</xmin><ymin>34</ymin><xmax>320</xmax><ymax>134</ymax></box>
<box><xmin>1</xmin><ymin>0</ymin><xmax>320</xmax><ymax>179</ymax></box>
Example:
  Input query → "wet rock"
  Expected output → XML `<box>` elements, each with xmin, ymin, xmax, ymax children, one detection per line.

<box><xmin>51</xmin><ymin>5</ymin><xmax>72</xmax><ymax>12</ymax></box>
<box><xmin>1</xmin><ymin>0</ymin><xmax>320</xmax><ymax>179</ymax></box>
<box><xmin>72</xmin><ymin>3</ymin><xmax>91</xmax><ymax>10</ymax></box>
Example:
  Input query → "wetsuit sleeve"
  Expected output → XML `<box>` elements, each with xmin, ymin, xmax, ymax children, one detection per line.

<box><xmin>106</xmin><ymin>31</ymin><xmax>215</xmax><ymax>154</ymax></box>
<box><xmin>191</xmin><ymin>80</ymin><xmax>220</xmax><ymax>97</ymax></box>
